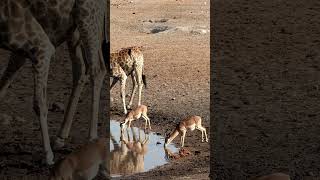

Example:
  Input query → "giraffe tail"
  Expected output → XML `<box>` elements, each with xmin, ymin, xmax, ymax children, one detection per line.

<box><xmin>142</xmin><ymin>74</ymin><xmax>147</xmax><ymax>89</ymax></box>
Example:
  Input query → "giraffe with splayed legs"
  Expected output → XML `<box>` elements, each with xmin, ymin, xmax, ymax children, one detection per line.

<box><xmin>0</xmin><ymin>0</ymin><xmax>108</xmax><ymax>165</ymax></box>
<box><xmin>110</xmin><ymin>46</ymin><xmax>147</xmax><ymax>114</ymax></box>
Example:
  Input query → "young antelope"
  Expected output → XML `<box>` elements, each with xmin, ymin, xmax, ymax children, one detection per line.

<box><xmin>164</xmin><ymin>115</ymin><xmax>208</xmax><ymax>147</ymax></box>
<box><xmin>252</xmin><ymin>173</ymin><xmax>290</xmax><ymax>180</ymax></box>
<box><xmin>120</xmin><ymin>105</ymin><xmax>151</xmax><ymax>131</ymax></box>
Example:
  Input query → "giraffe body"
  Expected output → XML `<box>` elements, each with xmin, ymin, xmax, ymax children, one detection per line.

<box><xmin>0</xmin><ymin>0</ymin><xmax>107</xmax><ymax>165</ymax></box>
<box><xmin>110</xmin><ymin>46</ymin><xmax>146</xmax><ymax>114</ymax></box>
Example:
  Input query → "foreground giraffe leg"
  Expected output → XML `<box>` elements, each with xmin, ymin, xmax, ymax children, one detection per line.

<box><xmin>0</xmin><ymin>54</ymin><xmax>26</xmax><ymax>99</ymax></box>
<box><xmin>32</xmin><ymin>45</ymin><xmax>55</xmax><ymax>165</ymax></box>
<box><xmin>76</xmin><ymin>0</ymin><xmax>107</xmax><ymax>140</ymax></box>
<box><xmin>54</xmin><ymin>30</ymin><xmax>88</xmax><ymax>148</ymax></box>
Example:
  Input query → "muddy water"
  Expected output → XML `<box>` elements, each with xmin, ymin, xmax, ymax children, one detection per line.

<box><xmin>110</xmin><ymin>120</ymin><xmax>179</xmax><ymax>177</ymax></box>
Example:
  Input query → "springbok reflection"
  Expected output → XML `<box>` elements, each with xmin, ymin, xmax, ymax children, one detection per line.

<box><xmin>110</xmin><ymin>127</ymin><xmax>149</xmax><ymax>176</ymax></box>
<box><xmin>110</xmin><ymin>120</ymin><xmax>178</xmax><ymax>177</ymax></box>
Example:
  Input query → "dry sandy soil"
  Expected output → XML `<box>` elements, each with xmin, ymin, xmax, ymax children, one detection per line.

<box><xmin>110</xmin><ymin>0</ymin><xmax>210</xmax><ymax>179</ymax></box>
<box><xmin>212</xmin><ymin>0</ymin><xmax>320</xmax><ymax>179</ymax></box>
<box><xmin>0</xmin><ymin>0</ymin><xmax>209</xmax><ymax>179</ymax></box>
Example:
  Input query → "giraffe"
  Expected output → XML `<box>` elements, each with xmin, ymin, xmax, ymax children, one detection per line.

<box><xmin>0</xmin><ymin>0</ymin><xmax>108</xmax><ymax>165</ymax></box>
<box><xmin>109</xmin><ymin>128</ymin><xmax>149</xmax><ymax>176</ymax></box>
<box><xmin>110</xmin><ymin>46</ymin><xmax>147</xmax><ymax>114</ymax></box>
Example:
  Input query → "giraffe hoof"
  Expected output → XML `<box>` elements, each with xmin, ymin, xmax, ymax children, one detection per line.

<box><xmin>89</xmin><ymin>135</ymin><xmax>98</xmax><ymax>142</ymax></box>
<box><xmin>45</xmin><ymin>151</ymin><xmax>54</xmax><ymax>165</ymax></box>
<box><xmin>53</xmin><ymin>137</ymin><xmax>66</xmax><ymax>149</ymax></box>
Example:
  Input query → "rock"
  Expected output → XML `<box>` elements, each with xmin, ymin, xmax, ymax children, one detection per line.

<box><xmin>171</xmin><ymin>98</ymin><xmax>175</xmax><ymax>100</ymax></box>
<box><xmin>195</xmin><ymin>151</ymin><xmax>201</xmax><ymax>155</ymax></box>
<box><xmin>179</xmin><ymin>148</ymin><xmax>191</xmax><ymax>156</ymax></box>
<box><xmin>190</xmin><ymin>29</ymin><xmax>208</xmax><ymax>35</ymax></box>
<box><xmin>156</xmin><ymin>142</ymin><xmax>161</xmax><ymax>145</ymax></box>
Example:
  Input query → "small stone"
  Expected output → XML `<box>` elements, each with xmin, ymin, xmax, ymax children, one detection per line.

<box><xmin>156</xmin><ymin>142</ymin><xmax>161</xmax><ymax>145</ymax></box>
<box><xmin>195</xmin><ymin>151</ymin><xmax>201</xmax><ymax>155</ymax></box>
<box><xmin>171</xmin><ymin>98</ymin><xmax>175</xmax><ymax>100</ymax></box>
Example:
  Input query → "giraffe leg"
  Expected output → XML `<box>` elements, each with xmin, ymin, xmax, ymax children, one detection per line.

<box><xmin>119</xmin><ymin>72</ymin><xmax>128</xmax><ymax>114</ymax></box>
<box><xmin>88</xmin><ymin>50</ymin><xmax>106</xmax><ymax>140</ymax></box>
<box><xmin>32</xmin><ymin>47</ymin><xmax>55</xmax><ymax>165</ymax></box>
<box><xmin>110</xmin><ymin>77</ymin><xmax>119</xmax><ymax>90</ymax></box>
<box><xmin>54</xmin><ymin>30</ymin><xmax>88</xmax><ymax>148</ymax></box>
<box><xmin>3</xmin><ymin>3</ymin><xmax>57</xmax><ymax>164</ymax></box>
<box><xmin>127</xmin><ymin>73</ymin><xmax>137</xmax><ymax>110</ymax></box>
<box><xmin>134</xmin><ymin>65</ymin><xmax>144</xmax><ymax>106</ymax></box>
<box><xmin>75</xmin><ymin>0</ymin><xmax>107</xmax><ymax>140</ymax></box>
<box><xmin>0</xmin><ymin>54</ymin><xmax>26</xmax><ymax>100</ymax></box>
<box><xmin>25</xmin><ymin>38</ymin><xmax>55</xmax><ymax>165</ymax></box>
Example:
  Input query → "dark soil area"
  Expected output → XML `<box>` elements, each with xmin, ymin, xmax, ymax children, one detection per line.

<box><xmin>212</xmin><ymin>0</ymin><xmax>320</xmax><ymax>179</ymax></box>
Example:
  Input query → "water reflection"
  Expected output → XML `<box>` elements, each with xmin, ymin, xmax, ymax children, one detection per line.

<box><xmin>110</xmin><ymin>120</ymin><xmax>178</xmax><ymax>177</ymax></box>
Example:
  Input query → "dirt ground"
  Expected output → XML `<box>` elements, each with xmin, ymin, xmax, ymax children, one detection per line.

<box><xmin>0</xmin><ymin>0</ymin><xmax>209</xmax><ymax>179</ymax></box>
<box><xmin>212</xmin><ymin>0</ymin><xmax>320</xmax><ymax>179</ymax></box>
<box><xmin>110</xmin><ymin>0</ymin><xmax>210</xmax><ymax>179</ymax></box>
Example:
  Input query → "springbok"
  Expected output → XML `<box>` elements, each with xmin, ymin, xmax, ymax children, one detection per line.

<box><xmin>251</xmin><ymin>173</ymin><xmax>290</xmax><ymax>180</ymax></box>
<box><xmin>120</xmin><ymin>105</ymin><xmax>151</xmax><ymax>131</ymax></box>
<box><xmin>164</xmin><ymin>115</ymin><xmax>208</xmax><ymax>147</ymax></box>
<box><xmin>49</xmin><ymin>138</ymin><xmax>107</xmax><ymax>180</ymax></box>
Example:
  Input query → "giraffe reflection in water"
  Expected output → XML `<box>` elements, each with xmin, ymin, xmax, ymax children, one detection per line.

<box><xmin>110</xmin><ymin>127</ymin><xmax>149</xmax><ymax>176</ymax></box>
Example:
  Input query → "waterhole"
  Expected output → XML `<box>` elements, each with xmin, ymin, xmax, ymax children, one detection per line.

<box><xmin>110</xmin><ymin>120</ymin><xmax>179</xmax><ymax>177</ymax></box>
